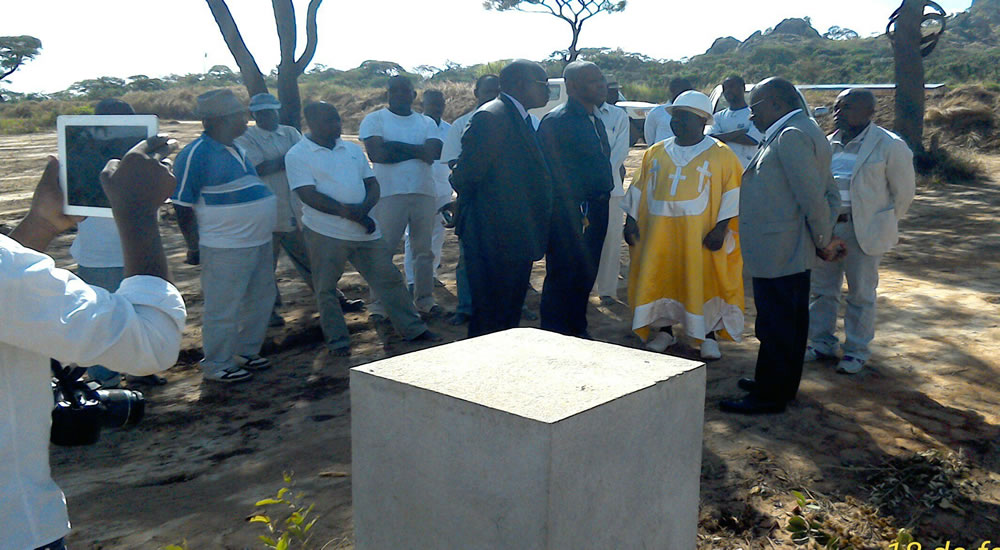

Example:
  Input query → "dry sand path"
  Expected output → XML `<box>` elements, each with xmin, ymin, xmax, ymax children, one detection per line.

<box><xmin>1</xmin><ymin>127</ymin><xmax>997</xmax><ymax>549</ymax></box>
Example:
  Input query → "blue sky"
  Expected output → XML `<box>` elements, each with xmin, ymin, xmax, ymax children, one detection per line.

<box><xmin>1</xmin><ymin>0</ymin><xmax>976</xmax><ymax>94</ymax></box>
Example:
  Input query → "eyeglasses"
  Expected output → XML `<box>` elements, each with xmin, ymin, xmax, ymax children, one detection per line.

<box><xmin>748</xmin><ymin>97</ymin><xmax>773</xmax><ymax>111</ymax></box>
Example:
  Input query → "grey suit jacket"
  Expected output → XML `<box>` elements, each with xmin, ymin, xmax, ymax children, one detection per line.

<box><xmin>739</xmin><ymin>111</ymin><xmax>840</xmax><ymax>279</ymax></box>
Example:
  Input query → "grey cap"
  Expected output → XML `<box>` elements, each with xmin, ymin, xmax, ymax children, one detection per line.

<box><xmin>249</xmin><ymin>93</ymin><xmax>281</xmax><ymax>112</ymax></box>
<box><xmin>194</xmin><ymin>89</ymin><xmax>246</xmax><ymax>119</ymax></box>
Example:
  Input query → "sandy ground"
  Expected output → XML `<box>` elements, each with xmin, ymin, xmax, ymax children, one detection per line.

<box><xmin>1</xmin><ymin>122</ymin><xmax>999</xmax><ymax>549</ymax></box>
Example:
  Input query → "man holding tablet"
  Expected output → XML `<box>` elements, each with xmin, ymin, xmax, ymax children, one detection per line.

<box><xmin>172</xmin><ymin>89</ymin><xmax>277</xmax><ymax>383</ymax></box>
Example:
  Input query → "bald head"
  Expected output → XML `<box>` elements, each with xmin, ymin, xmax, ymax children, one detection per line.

<box><xmin>498</xmin><ymin>59</ymin><xmax>549</xmax><ymax>110</ymax></box>
<box><xmin>752</xmin><ymin>77</ymin><xmax>802</xmax><ymax>111</ymax></box>
<box><xmin>387</xmin><ymin>75</ymin><xmax>416</xmax><ymax>114</ymax></box>
<box><xmin>304</xmin><ymin>101</ymin><xmax>342</xmax><ymax>145</ymax></box>
<box><xmin>834</xmin><ymin>88</ymin><xmax>876</xmax><ymax>136</ymax></box>
<box><xmin>474</xmin><ymin>74</ymin><xmax>501</xmax><ymax>105</ymax></box>
<box><xmin>564</xmin><ymin>60</ymin><xmax>606</xmax><ymax>109</ymax></box>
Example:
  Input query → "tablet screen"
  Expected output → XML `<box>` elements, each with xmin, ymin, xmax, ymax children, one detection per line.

<box><xmin>58</xmin><ymin>115</ymin><xmax>158</xmax><ymax>217</ymax></box>
<box><xmin>65</xmin><ymin>125</ymin><xmax>150</xmax><ymax>208</ymax></box>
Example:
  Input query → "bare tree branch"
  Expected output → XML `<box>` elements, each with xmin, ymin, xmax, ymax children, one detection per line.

<box><xmin>484</xmin><ymin>0</ymin><xmax>626</xmax><ymax>65</ymax></box>
<box><xmin>272</xmin><ymin>0</ymin><xmax>297</xmax><ymax>70</ymax></box>
<box><xmin>295</xmin><ymin>0</ymin><xmax>323</xmax><ymax>73</ymax></box>
<box><xmin>205</xmin><ymin>0</ymin><xmax>268</xmax><ymax>95</ymax></box>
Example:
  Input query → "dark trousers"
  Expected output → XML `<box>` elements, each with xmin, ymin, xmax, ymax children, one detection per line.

<box><xmin>464</xmin><ymin>235</ymin><xmax>535</xmax><ymax>338</ymax></box>
<box><xmin>540</xmin><ymin>196</ymin><xmax>609</xmax><ymax>336</ymax></box>
<box><xmin>751</xmin><ymin>271</ymin><xmax>811</xmax><ymax>402</ymax></box>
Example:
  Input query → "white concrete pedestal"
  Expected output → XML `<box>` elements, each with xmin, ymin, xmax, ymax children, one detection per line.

<box><xmin>351</xmin><ymin>327</ymin><xmax>705</xmax><ymax>550</ymax></box>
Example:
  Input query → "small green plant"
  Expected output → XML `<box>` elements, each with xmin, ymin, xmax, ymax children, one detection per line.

<box><xmin>248</xmin><ymin>472</ymin><xmax>320</xmax><ymax>550</ymax></box>
<box><xmin>786</xmin><ymin>490</ymin><xmax>854</xmax><ymax>549</ymax></box>
<box><xmin>162</xmin><ymin>541</ymin><xmax>190</xmax><ymax>550</ymax></box>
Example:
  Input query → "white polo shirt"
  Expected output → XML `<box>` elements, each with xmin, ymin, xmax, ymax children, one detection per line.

<box><xmin>707</xmin><ymin>106</ymin><xmax>763</xmax><ymax>168</ymax></box>
<box><xmin>285</xmin><ymin>137</ymin><xmax>380</xmax><ymax>242</ymax></box>
<box><xmin>358</xmin><ymin>108</ymin><xmax>439</xmax><ymax>197</ymax></box>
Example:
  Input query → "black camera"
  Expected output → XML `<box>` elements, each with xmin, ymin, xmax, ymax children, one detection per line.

<box><xmin>50</xmin><ymin>360</ymin><xmax>146</xmax><ymax>446</ymax></box>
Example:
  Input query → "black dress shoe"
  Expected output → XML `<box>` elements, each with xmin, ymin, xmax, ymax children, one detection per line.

<box><xmin>340</xmin><ymin>298</ymin><xmax>366</xmax><ymax>313</ymax></box>
<box><xmin>719</xmin><ymin>394</ymin><xmax>787</xmax><ymax>415</ymax></box>
<box><xmin>737</xmin><ymin>378</ymin><xmax>757</xmax><ymax>392</ymax></box>
<box><xmin>448</xmin><ymin>312</ymin><xmax>470</xmax><ymax>326</ymax></box>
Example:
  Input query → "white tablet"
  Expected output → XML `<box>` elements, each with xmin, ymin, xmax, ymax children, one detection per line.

<box><xmin>57</xmin><ymin>114</ymin><xmax>158</xmax><ymax>217</ymax></box>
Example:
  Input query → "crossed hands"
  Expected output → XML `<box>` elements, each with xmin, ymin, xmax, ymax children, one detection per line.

<box><xmin>342</xmin><ymin>204</ymin><xmax>376</xmax><ymax>234</ymax></box>
<box><xmin>816</xmin><ymin>237</ymin><xmax>848</xmax><ymax>262</ymax></box>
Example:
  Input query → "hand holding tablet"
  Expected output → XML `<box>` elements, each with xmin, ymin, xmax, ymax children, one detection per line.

<box><xmin>57</xmin><ymin>114</ymin><xmax>161</xmax><ymax>217</ymax></box>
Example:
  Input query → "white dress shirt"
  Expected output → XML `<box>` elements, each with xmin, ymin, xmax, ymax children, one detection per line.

<box><xmin>644</xmin><ymin>103</ymin><xmax>674</xmax><ymax>145</ymax></box>
<box><xmin>0</xmin><ymin>234</ymin><xmax>186</xmax><ymax>550</ymax></box>
<box><xmin>596</xmin><ymin>102</ymin><xmax>631</xmax><ymax>197</ymax></box>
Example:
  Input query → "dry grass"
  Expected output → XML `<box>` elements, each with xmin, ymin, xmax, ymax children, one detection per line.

<box><xmin>925</xmin><ymin>84</ymin><xmax>1000</xmax><ymax>153</ymax></box>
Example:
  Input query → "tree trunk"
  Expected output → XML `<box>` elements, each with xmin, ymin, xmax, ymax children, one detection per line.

<box><xmin>205</xmin><ymin>0</ymin><xmax>268</xmax><ymax>97</ymax></box>
<box><xmin>566</xmin><ymin>21</ymin><xmax>581</xmax><ymax>63</ymax></box>
<box><xmin>892</xmin><ymin>0</ymin><xmax>926</xmax><ymax>154</ymax></box>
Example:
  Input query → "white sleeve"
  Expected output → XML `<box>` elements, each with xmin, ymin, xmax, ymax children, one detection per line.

<box><xmin>284</xmin><ymin>147</ymin><xmax>313</xmax><ymax>191</ymax></box>
<box><xmin>235</xmin><ymin>133</ymin><xmax>264</xmax><ymax>166</ymax></box>
<box><xmin>644</xmin><ymin>108</ymin><xmax>660</xmax><ymax>145</ymax></box>
<box><xmin>0</xmin><ymin>238</ymin><xmax>186</xmax><ymax>375</ymax></box>
<box><xmin>441</xmin><ymin>119</ymin><xmax>465</xmax><ymax>163</ymax></box>
<box><xmin>358</xmin><ymin>111</ymin><xmax>382</xmax><ymax>139</ymax></box>
<box><xmin>609</xmin><ymin>110</ymin><xmax>630</xmax><ymax>168</ymax></box>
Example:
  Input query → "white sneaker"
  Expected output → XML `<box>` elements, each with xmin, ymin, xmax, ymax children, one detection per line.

<box><xmin>644</xmin><ymin>331</ymin><xmax>676</xmax><ymax>353</ymax></box>
<box><xmin>700</xmin><ymin>339</ymin><xmax>722</xmax><ymax>360</ymax></box>
<box><xmin>803</xmin><ymin>345</ymin><xmax>834</xmax><ymax>362</ymax></box>
<box><xmin>204</xmin><ymin>366</ymin><xmax>253</xmax><ymax>383</ymax></box>
<box><xmin>836</xmin><ymin>355</ymin><xmax>865</xmax><ymax>374</ymax></box>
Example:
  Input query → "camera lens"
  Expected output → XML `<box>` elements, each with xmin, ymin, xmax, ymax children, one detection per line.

<box><xmin>96</xmin><ymin>389</ymin><xmax>146</xmax><ymax>429</ymax></box>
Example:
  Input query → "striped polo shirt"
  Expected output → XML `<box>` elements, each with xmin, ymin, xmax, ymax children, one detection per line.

<box><xmin>172</xmin><ymin>133</ymin><xmax>277</xmax><ymax>248</ymax></box>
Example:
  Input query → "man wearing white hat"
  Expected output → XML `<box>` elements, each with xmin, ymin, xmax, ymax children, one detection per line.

<box><xmin>172</xmin><ymin>88</ymin><xmax>277</xmax><ymax>383</ymax></box>
<box><xmin>623</xmin><ymin>90</ymin><xmax>745</xmax><ymax>360</ymax></box>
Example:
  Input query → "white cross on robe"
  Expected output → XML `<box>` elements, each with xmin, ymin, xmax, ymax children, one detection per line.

<box><xmin>668</xmin><ymin>165</ymin><xmax>687</xmax><ymax>196</ymax></box>
<box><xmin>696</xmin><ymin>161</ymin><xmax>712</xmax><ymax>193</ymax></box>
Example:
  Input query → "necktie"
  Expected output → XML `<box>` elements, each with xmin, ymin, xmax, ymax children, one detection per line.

<box><xmin>590</xmin><ymin>114</ymin><xmax>611</xmax><ymax>160</ymax></box>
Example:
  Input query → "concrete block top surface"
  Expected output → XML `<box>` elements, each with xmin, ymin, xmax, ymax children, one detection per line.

<box><xmin>352</xmin><ymin>328</ymin><xmax>703</xmax><ymax>424</ymax></box>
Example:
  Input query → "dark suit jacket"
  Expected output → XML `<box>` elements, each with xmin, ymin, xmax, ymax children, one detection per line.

<box><xmin>450</xmin><ymin>94</ymin><xmax>553</xmax><ymax>262</ymax></box>
<box><xmin>537</xmin><ymin>97</ymin><xmax>613</xmax><ymax>202</ymax></box>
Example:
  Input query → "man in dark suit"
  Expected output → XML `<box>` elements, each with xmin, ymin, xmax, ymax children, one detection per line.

<box><xmin>721</xmin><ymin>77</ymin><xmax>844</xmax><ymax>414</ymax></box>
<box><xmin>537</xmin><ymin>61</ymin><xmax>614</xmax><ymax>338</ymax></box>
<box><xmin>450</xmin><ymin>59</ymin><xmax>553</xmax><ymax>337</ymax></box>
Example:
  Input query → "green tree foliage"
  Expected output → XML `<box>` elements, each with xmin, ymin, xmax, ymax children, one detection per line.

<box><xmin>483</xmin><ymin>0</ymin><xmax>626</xmax><ymax>63</ymax></box>
<box><xmin>0</xmin><ymin>35</ymin><xmax>42</xmax><ymax>82</ymax></box>
<box><xmin>67</xmin><ymin>76</ymin><xmax>127</xmax><ymax>99</ymax></box>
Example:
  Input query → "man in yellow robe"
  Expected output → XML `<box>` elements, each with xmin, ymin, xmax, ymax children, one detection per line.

<box><xmin>623</xmin><ymin>91</ymin><xmax>745</xmax><ymax>359</ymax></box>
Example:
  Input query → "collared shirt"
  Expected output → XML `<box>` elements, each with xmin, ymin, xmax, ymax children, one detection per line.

<box><xmin>441</xmin><ymin>108</ymin><xmax>476</xmax><ymax>165</ymax></box>
<box><xmin>644</xmin><ymin>102</ymin><xmax>674</xmax><ymax>145</ymax></box>
<box><xmin>235</xmin><ymin>124</ymin><xmax>304</xmax><ymax>232</ymax></box>
<box><xmin>172</xmin><ymin>133</ymin><xmax>277</xmax><ymax>248</ymax></box>
<box><xmin>358</xmin><ymin>108</ymin><xmax>439</xmax><ymax>197</ymax></box>
<box><xmin>829</xmin><ymin>122</ymin><xmax>873</xmax><ymax>209</ymax></box>
<box><xmin>430</xmin><ymin>119</ymin><xmax>453</xmax><ymax>198</ymax></box>
<box><xmin>763</xmin><ymin>109</ymin><xmax>803</xmax><ymax>142</ymax></box>
<box><xmin>285</xmin><ymin>137</ymin><xmax>380</xmax><ymax>242</ymax></box>
<box><xmin>596</xmin><ymin>102</ymin><xmax>631</xmax><ymax>196</ymax></box>
<box><xmin>537</xmin><ymin>97</ymin><xmax>614</xmax><ymax>201</ymax></box>
<box><xmin>707</xmin><ymin>106</ymin><xmax>764</xmax><ymax>168</ymax></box>
<box><xmin>501</xmin><ymin>92</ymin><xmax>529</xmax><ymax>121</ymax></box>
<box><xmin>0</xmin><ymin>234</ymin><xmax>186</xmax><ymax>550</ymax></box>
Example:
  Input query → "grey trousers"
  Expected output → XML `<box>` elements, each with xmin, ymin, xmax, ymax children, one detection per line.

<box><xmin>808</xmin><ymin>220</ymin><xmax>882</xmax><ymax>361</ymax></box>
<box><xmin>369</xmin><ymin>193</ymin><xmax>437</xmax><ymax>313</ymax></box>
<box><xmin>273</xmin><ymin>229</ymin><xmax>314</xmax><ymax>309</ymax></box>
<box><xmin>200</xmin><ymin>243</ymin><xmax>276</xmax><ymax>372</ymax></box>
<box><xmin>76</xmin><ymin>266</ymin><xmax>125</xmax><ymax>383</ymax></box>
<box><xmin>304</xmin><ymin>228</ymin><xmax>427</xmax><ymax>351</ymax></box>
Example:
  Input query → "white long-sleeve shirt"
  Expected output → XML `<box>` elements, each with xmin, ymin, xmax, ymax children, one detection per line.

<box><xmin>596</xmin><ymin>102</ymin><xmax>631</xmax><ymax>197</ymax></box>
<box><xmin>0</xmin><ymin>233</ymin><xmax>186</xmax><ymax>550</ymax></box>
